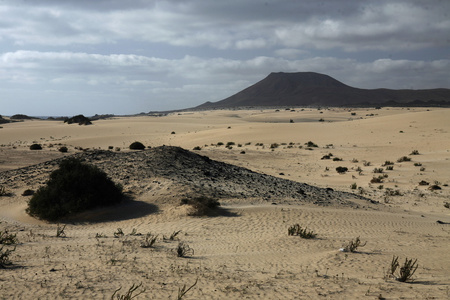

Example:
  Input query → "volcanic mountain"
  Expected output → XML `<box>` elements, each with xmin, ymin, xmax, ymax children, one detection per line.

<box><xmin>197</xmin><ymin>72</ymin><xmax>450</xmax><ymax>108</ymax></box>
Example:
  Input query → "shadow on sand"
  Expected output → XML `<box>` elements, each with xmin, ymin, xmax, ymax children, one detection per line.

<box><xmin>60</xmin><ymin>196</ymin><xmax>159</xmax><ymax>224</ymax></box>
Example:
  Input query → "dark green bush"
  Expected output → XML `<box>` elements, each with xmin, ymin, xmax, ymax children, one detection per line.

<box><xmin>30</xmin><ymin>144</ymin><xmax>42</xmax><ymax>150</ymax></box>
<box><xmin>129</xmin><ymin>141</ymin><xmax>146</xmax><ymax>150</ymax></box>
<box><xmin>26</xmin><ymin>158</ymin><xmax>123</xmax><ymax>221</ymax></box>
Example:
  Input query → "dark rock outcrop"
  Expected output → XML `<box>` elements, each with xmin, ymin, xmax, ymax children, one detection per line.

<box><xmin>64</xmin><ymin>115</ymin><xmax>92</xmax><ymax>125</ymax></box>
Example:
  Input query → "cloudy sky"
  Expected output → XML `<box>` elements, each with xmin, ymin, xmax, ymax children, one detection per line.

<box><xmin>1</xmin><ymin>0</ymin><xmax>449</xmax><ymax>116</ymax></box>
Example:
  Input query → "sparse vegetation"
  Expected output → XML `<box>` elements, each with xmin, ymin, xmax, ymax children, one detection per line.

<box><xmin>114</xmin><ymin>228</ymin><xmax>124</xmax><ymax>238</ymax></box>
<box><xmin>336</xmin><ymin>166</ymin><xmax>348</xmax><ymax>174</ymax></box>
<box><xmin>58</xmin><ymin>146</ymin><xmax>68</xmax><ymax>153</ymax></box>
<box><xmin>180</xmin><ymin>196</ymin><xmax>220</xmax><ymax>216</ymax></box>
<box><xmin>177</xmin><ymin>278</ymin><xmax>198</xmax><ymax>300</ymax></box>
<box><xmin>397</xmin><ymin>156</ymin><xmax>411</xmax><ymax>162</ymax></box>
<box><xmin>410</xmin><ymin>150</ymin><xmax>420</xmax><ymax>155</ymax></box>
<box><xmin>288</xmin><ymin>224</ymin><xmax>316</xmax><ymax>239</ymax></box>
<box><xmin>140</xmin><ymin>234</ymin><xmax>158</xmax><ymax>248</ymax></box>
<box><xmin>129</xmin><ymin>141</ymin><xmax>145</xmax><ymax>150</ymax></box>
<box><xmin>383</xmin><ymin>161</ymin><xmax>394</xmax><ymax>166</ymax></box>
<box><xmin>0</xmin><ymin>246</ymin><xmax>15</xmax><ymax>268</ymax></box>
<box><xmin>373</xmin><ymin>168</ymin><xmax>384</xmax><ymax>173</ymax></box>
<box><xmin>166</xmin><ymin>230</ymin><xmax>181</xmax><ymax>241</ymax></box>
<box><xmin>27</xmin><ymin>158</ymin><xmax>124</xmax><ymax>221</ymax></box>
<box><xmin>340</xmin><ymin>237</ymin><xmax>366</xmax><ymax>253</ymax></box>
<box><xmin>388</xmin><ymin>256</ymin><xmax>418</xmax><ymax>282</ymax></box>
<box><xmin>0</xmin><ymin>186</ymin><xmax>8</xmax><ymax>196</ymax></box>
<box><xmin>111</xmin><ymin>282</ymin><xmax>145</xmax><ymax>300</ymax></box>
<box><xmin>29</xmin><ymin>143</ymin><xmax>42</xmax><ymax>150</ymax></box>
<box><xmin>385</xmin><ymin>165</ymin><xmax>394</xmax><ymax>171</ymax></box>
<box><xmin>56</xmin><ymin>224</ymin><xmax>66</xmax><ymax>238</ymax></box>
<box><xmin>305</xmin><ymin>141</ymin><xmax>318</xmax><ymax>148</ymax></box>
<box><xmin>0</xmin><ymin>230</ymin><xmax>18</xmax><ymax>245</ymax></box>
<box><xmin>174</xmin><ymin>242</ymin><xmax>194</xmax><ymax>257</ymax></box>
<box><xmin>350</xmin><ymin>183</ymin><xmax>357</xmax><ymax>189</ymax></box>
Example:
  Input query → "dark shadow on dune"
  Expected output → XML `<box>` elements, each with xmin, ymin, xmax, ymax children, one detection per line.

<box><xmin>60</xmin><ymin>196</ymin><xmax>159</xmax><ymax>224</ymax></box>
<box><xmin>202</xmin><ymin>207</ymin><xmax>240</xmax><ymax>218</ymax></box>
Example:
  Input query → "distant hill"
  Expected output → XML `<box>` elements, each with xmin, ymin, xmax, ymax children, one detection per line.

<box><xmin>64</xmin><ymin>115</ymin><xmax>92</xmax><ymax>125</ymax></box>
<box><xmin>196</xmin><ymin>72</ymin><xmax>450</xmax><ymax>108</ymax></box>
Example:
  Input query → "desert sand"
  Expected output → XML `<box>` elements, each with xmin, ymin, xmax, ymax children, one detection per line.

<box><xmin>0</xmin><ymin>107</ymin><xmax>449</xmax><ymax>299</ymax></box>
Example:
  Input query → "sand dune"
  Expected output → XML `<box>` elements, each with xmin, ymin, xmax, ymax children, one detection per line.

<box><xmin>0</xmin><ymin>107</ymin><xmax>449</xmax><ymax>299</ymax></box>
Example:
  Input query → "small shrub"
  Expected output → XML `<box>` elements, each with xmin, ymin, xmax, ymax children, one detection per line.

<box><xmin>58</xmin><ymin>146</ymin><xmax>68</xmax><ymax>153</ymax></box>
<box><xmin>444</xmin><ymin>202</ymin><xmax>450</xmax><ymax>209</ymax></box>
<box><xmin>383</xmin><ymin>161</ymin><xmax>394</xmax><ymax>166</ymax></box>
<box><xmin>111</xmin><ymin>282</ymin><xmax>145</xmax><ymax>300</ymax></box>
<box><xmin>226</xmin><ymin>142</ymin><xmax>235</xmax><ymax>147</ymax></box>
<box><xmin>385</xmin><ymin>165</ymin><xmax>394</xmax><ymax>171</ymax></box>
<box><xmin>414</xmin><ymin>162</ymin><xmax>422</xmax><ymax>167</ymax></box>
<box><xmin>177</xmin><ymin>278</ymin><xmax>198</xmax><ymax>300</ymax></box>
<box><xmin>288</xmin><ymin>224</ymin><xmax>316</xmax><ymax>239</ymax></box>
<box><xmin>363</xmin><ymin>161</ymin><xmax>371</xmax><ymax>166</ymax></box>
<box><xmin>410</xmin><ymin>150</ymin><xmax>420</xmax><ymax>155</ymax></box>
<box><xmin>56</xmin><ymin>224</ymin><xmax>66</xmax><ymax>238</ymax></box>
<box><xmin>373</xmin><ymin>168</ymin><xmax>384</xmax><ymax>173</ymax></box>
<box><xmin>418</xmin><ymin>180</ymin><xmax>429</xmax><ymax>186</ymax></box>
<box><xmin>180</xmin><ymin>196</ymin><xmax>220</xmax><ymax>216</ymax></box>
<box><xmin>0</xmin><ymin>186</ymin><xmax>8</xmax><ymax>196</ymax></box>
<box><xmin>27</xmin><ymin>158</ymin><xmax>123</xmax><ymax>221</ymax></box>
<box><xmin>428</xmin><ymin>184</ymin><xmax>441</xmax><ymax>191</ymax></box>
<box><xmin>171</xmin><ymin>131</ymin><xmax>176</xmax><ymax>134</ymax></box>
<box><xmin>129</xmin><ymin>141</ymin><xmax>145</xmax><ymax>150</ymax></box>
<box><xmin>340</xmin><ymin>237</ymin><xmax>366</xmax><ymax>253</ymax></box>
<box><xmin>0</xmin><ymin>246</ymin><xmax>15</xmax><ymax>268</ymax></box>
<box><xmin>192</xmin><ymin>146</ymin><xmax>201</xmax><ymax>150</ymax></box>
<box><xmin>174</xmin><ymin>242</ymin><xmax>194</xmax><ymax>257</ymax></box>
<box><xmin>305</xmin><ymin>141</ymin><xmax>318</xmax><ymax>148</ymax></box>
<box><xmin>114</xmin><ymin>228</ymin><xmax>124</xmax><ymax>238</ymax></box>
<box><xmin>166</xmin><ymin>230</ymin><xmax>181</xmax><ymax>241</ymax></box>
<box><xmin>336</xmin><ymin>166</ymin><xmax>348</xmax><ymax>174</ymax></box>
<box><xmin>397</xmin><ymin>156</ymin><xmax>411</xmax><ymax>162</ymax></box>
<box><xmin>0</xmin><ymin>231</ymin><xmax>18</xmax><ymax>245</ymax></box>
<box><xmin>321</xmin><ymin>155</ymin><xmax>331</xmax><ymax>160</ymax></box>
<box><xmin>370</xmin><ymin>176</ymin><xmax>383</xmax><ymax>184</ymax></box>
<box><xmin>217</xmin><ymin>142</ymin><xmax>224</xmax><ymax>146</ymax></box>
<box><xmin>140</xmin><ymin>234</ymin><xmax>158</xmax><ymax>248</ymax></box>
<box><xmin>29</xmin><ymin>143</ymin><xmax>42</xmax><ymax>150</ymax></box>
<box><xmin>333</xmin><ymin>157</ymin><xmax>343</xmax><ymax>161</ymax></box>
<box><xmin>350</xmin><ymin>183</ymin><xmax>357</xmax><ymax>189</ymax></box>
<box><xmin>351</xmin><ymin>158</ymin><xmax>359</xmax><ymax>163</ymax></box>
<box><xmin>270</xmin><ymin>143</ymin><xmax>279</xmax><ymax>149</ymax></box>
<box><xmin>388</xmin><ymin>256</ymin><xmax>418</xmax><ymax>282</ymax></box>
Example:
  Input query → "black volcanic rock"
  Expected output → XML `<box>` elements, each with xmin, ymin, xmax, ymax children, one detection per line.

<box><xmin>64</xmin><ymin>115</ymin><xmax>92</xmax><ymax>125</ymax></box>
<box><xmin>10</xmin><ymin>114</ymin><xmax>35</xmax><ymax>120</ymax></box>
<box><xmin>197</xmin><ymin>72</ymin><xmax>450</xmax><ymax>108</ymax></box>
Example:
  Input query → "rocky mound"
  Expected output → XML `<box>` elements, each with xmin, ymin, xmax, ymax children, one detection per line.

<box><xmin>0</xmin><ymin>146</ymin><xmax>376</xmax><ymax>208</ymax></box>
<box><xmin>10</xmin><ymin>114</ymin><xmax>35</xmax><ymax>120</ymax></box>
<box><xmin>64</xmin><ymin>114</ymin><xmax>92</xmax><ymax>125</ymax></box>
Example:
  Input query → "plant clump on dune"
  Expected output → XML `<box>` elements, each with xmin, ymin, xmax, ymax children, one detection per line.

<box><xmin>26</xmin><ymin>157</ymin><xmax>123</xmax><ymax>221</ymax></box>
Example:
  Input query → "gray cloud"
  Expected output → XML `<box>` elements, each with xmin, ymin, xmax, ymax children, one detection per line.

<box><xmin>0</xmin><ymin>0</ymin><xmax>449</xmax><ymax>115</ymax></box>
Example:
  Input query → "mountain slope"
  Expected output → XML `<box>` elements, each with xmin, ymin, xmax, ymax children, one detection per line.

<box><xmin>197</xmin><ymin>72</ymin><xmax>450</xmax><ymax>108</ymax></box>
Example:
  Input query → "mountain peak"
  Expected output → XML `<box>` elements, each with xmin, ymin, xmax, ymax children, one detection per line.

<box><xmin>196</xmin><ymin>72</ymin><xmax>450</xmax><ymax>108</ymax></box>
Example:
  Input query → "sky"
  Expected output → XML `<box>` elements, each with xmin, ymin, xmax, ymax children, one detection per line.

<box><xmin>1</xmin><ymin>0</ymin><xmax>449</xmax><ymax>116</ymax></box>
